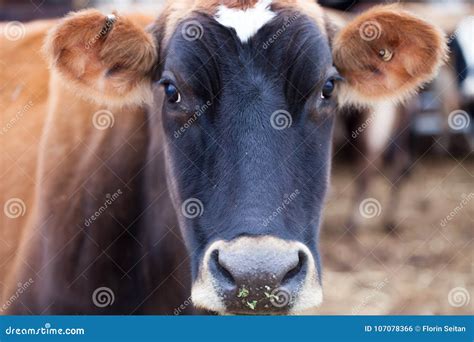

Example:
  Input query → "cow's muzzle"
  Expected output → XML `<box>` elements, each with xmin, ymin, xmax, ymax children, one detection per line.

<box><xmin>191</xmin><ymin>236</ymin><xmax>322</xmax><ymax>315</ymax></box>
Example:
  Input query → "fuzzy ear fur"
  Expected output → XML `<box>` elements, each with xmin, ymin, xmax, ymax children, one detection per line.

<box><xmin>332</xmin><ymin>5</ymin><xmax>447</xmax><ymax>106</ymax></box>
<box><xmin>44</xmin><ymin>9</ymin><xmax>157</xmax><ymax>107</ymax></box>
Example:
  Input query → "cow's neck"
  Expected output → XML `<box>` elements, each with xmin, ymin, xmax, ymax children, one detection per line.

<box><xmin>7</xmin><ymin>79</ymin><xmax>189</xmax><ymax>314</ymax></box>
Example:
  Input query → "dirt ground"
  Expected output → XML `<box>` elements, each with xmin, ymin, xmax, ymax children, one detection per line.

<box><xmin>317</xmin><ymin>157</ymin><xmax>473</xmax><ymax>315</ymax></box>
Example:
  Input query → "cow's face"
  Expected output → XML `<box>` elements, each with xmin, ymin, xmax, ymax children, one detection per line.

<box><xmin>157</xmin><ymin>8</ymin><xmax>335</xmax><ymax>314</ymax></box>
<box><xmin>46</xmin><ymin>1</ymin><xmax>447</xmax><ymax>315</ymax></box>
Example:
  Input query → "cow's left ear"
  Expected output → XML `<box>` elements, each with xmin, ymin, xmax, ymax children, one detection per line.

<box><xmin>332</xmin><ymin>5</ymin><xmax>447</xmax><ymax>105</ymax></box>
<box><xmin>44</xmin><ymin>9</ymin><xmax>157</xmax><ymax>107</ymax></box>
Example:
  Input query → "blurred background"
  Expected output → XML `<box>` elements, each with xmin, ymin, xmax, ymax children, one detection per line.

<box><xmin>0</xmin><ymin>0</ymin><xmax>472</xmax><ymax>314</ymax></box>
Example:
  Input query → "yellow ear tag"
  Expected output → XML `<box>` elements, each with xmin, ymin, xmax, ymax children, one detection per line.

<box><xmin>379</xmin><ymin>48</ymin><xmax>393</xmax><ymax>62</ymax></box>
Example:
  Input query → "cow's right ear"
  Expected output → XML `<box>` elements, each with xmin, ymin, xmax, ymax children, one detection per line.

<box><xmin>44</xmin><ymin>9</ymin><xmax>157</xmax><ymax>107</ymax></box>
<box><xmin>332</xmin><ymin>5</ymin><xmax>447</xmax><ymax>106</ymax></box>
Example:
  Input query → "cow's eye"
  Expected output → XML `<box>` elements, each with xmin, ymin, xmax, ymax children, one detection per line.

<box><xmin>321</xmin><ymin>79</ymin><xmax>335</xmax><ymax>99</ymax></box>
<box><xmin>159</xmin><ymin>80</ymin><xmax>181</xmax><ymax>103</ymax></box>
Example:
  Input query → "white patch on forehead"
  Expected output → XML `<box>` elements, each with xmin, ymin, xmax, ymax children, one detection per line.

<box><xmin>214</xmin><ymin>0</ymin><xmax>276</xmax><ymax>43</ymax></box>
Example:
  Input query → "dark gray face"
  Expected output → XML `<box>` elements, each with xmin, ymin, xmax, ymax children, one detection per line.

<box><xmin>153</xmin><ymin>10</ymin><xmax>339</xmax><ymax>314</ymax></box>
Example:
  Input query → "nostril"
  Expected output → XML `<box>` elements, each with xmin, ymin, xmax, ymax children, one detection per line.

<box><xmin>210</xmin><ymin>250</ymin><xmax>235</xmax><ymax>288</ymax></box>
<box><xmin>281</xmin><ymin>251</ymin><xmax>307</xmax><ymax>286</ymax></box>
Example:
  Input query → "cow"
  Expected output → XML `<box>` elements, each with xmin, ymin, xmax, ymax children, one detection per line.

<box><xmin>0</xmin><ymin>0</ymin><xmax>446</xmax><ymax>315</ymax></box>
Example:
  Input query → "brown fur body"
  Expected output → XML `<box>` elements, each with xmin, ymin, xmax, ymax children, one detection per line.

<box><xmin>1</xmin><ymin>15</ymin><xmax>189</xmax><ymax>314</ymax></box>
